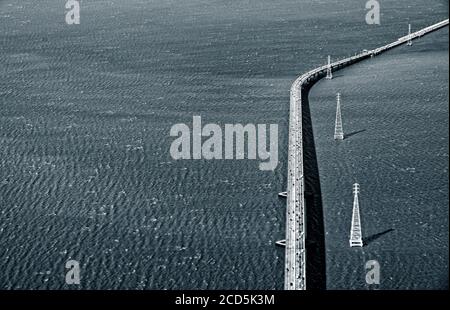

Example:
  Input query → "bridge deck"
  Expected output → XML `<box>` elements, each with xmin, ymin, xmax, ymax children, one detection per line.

<box><xmin>284</xmin><ymin>18</ymin><xmax>449</xmax><ymax>290</ymax></box>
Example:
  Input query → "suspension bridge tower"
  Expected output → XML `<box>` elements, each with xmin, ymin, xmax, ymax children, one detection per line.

<box><xmin>334</xmin><ymin>93</ymin><xmax>344</xmax><ymax>140</ymax></box>
<box><xmin>350</xmin><ymin>183</ymin><xmax>364</xmax><ymax>247</ymax></box>
<box><xmin>326</xmin><ymin>55</ymin><xmax>333</xmax><ymax>79</ymax></box>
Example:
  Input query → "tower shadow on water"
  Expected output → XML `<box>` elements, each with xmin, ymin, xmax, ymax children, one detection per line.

<box><xmin>301</xmin><ymin>84</ymin><xmax>326</xmax><ymax>290</ymax></box>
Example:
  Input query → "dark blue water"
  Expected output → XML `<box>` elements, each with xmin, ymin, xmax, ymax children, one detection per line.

<box><xmin>0</xmin><ymin>0</ymin><xmax>448</xmax><ymax>289</ymax></box>
<box><xmin>309</xmin><ymin>27</ymin><xmax>449</xmax><ymax>289</ymax></box>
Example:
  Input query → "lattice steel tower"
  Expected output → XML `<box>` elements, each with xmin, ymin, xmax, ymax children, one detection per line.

<box><xmin>407</xmin><ymin>24</ymin><xmax>413</xmax><ymax>46</ymax></box>
<box><xmin>349</xmin><ymin>183</ymin><xmax>364</xmax><ymax>247</ymax></box>
<box><xmin>326</xmin><ymin>55</ymin><xmax>333</xmax><ymax>79</ymax></box>
<box><xmin>334</xmin><ymin>93</ymin><xmax>344</xmax><ymax>140</ymax></box>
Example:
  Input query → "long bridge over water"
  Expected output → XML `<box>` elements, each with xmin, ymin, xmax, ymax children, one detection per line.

<box><xmin>284</xmin><ymin>18</ymin><xmax>449</xmax><ymax>290</ymax></box>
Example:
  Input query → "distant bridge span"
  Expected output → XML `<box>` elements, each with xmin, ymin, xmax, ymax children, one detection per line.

<box><xmin>284</xmin><ymin>18</ymin><xmax>449</xmax><ymax>290</ymax></box>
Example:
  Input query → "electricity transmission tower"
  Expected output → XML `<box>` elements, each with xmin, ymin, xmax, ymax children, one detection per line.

<box><xmin>326</xmin><ymin>55</ymin><xmax>333</xmax><ymax>79</ymax></box>
<box><xmin>407</xmin><ymin>24</ymin><xmax>413</xmax><ymax>46</ymax></box>
<box><xmin>334</xmin><ymin>93</ymin><xmax>344</xmax><ymax>140</ymax></box>
<box><xmin>349</xmin><ymin>183</ymin><xmax>364</xmax><ymax>247</ymax></box>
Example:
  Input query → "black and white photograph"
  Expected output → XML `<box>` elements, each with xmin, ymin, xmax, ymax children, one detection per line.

<box><xmin>0</xmin><ymin>0</ymin><xmax>448</xmax><ymax>306</ymax></box>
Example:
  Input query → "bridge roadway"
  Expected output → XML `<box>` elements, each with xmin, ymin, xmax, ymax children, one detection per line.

<box><xmin>284</xmin><ymin>18</ymin><xmax>449</xmax><ymax>290</ymax></box>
